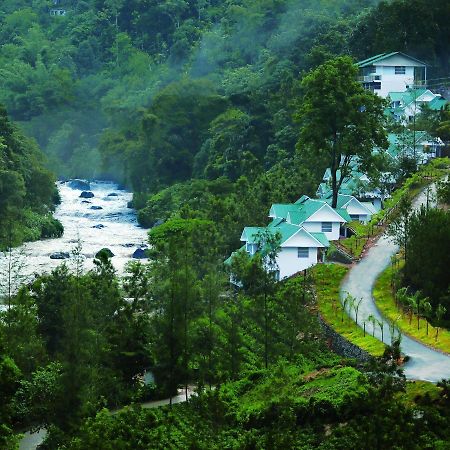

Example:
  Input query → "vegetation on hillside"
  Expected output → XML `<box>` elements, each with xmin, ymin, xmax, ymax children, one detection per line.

<box><xmin>0</xmin><ymin>106</ymin><xmax>61</xmax><ymax>249</ymax></box>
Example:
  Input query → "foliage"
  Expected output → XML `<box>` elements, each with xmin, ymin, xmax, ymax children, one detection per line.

<box><xmin>374</xmin><ymin>264</ymin><xmax>450</xmax><ymax>354</ymax></box>
<box><xmin>0</xmin><ymin>106</ymin><xmax>61</xmax><ymax>248</ymax></box>
<box><xmin>403</xmin><ymin>207</ymin><xmax>450</xmax><ymax>317</ymax></box>
<box><xmin>295</xmin><ymin>55</ymin><xmax>387</xmax><ymax>208</ymax></box>
<box><xmin>313</xmin><ymin>264</ymin><xmax>386</xmax><ymax>356</ymax></box>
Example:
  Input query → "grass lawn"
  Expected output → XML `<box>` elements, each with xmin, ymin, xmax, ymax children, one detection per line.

<box><xmin>312</xmin><ymin>264</ymin><xmax>386</xmax><ymax>357</ymax></box>
<box><xmin>373</xmin><ymin>264</ymin><xmax>450</xmax><ymax>355</ymax></box>
<box><xmin>339</xmin><ymin>234</ymin><xmax>368</xmax><ymax>259</ymax></box>
<box><xmin>397</xmin><ymin>380</ymin><xmax>442</xmax><ymax>407</ymax></box>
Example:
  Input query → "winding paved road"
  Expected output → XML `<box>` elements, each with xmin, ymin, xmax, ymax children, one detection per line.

<box><xmin>341</xmin><ymin>185</ymin><xmax>450</xmax><ymax>382</ymax></box>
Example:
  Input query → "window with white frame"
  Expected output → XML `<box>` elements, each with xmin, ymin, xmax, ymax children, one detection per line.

<box><xmin>395</xmin><ymin>66</ymin><xmax>406</xmax><ymax>74</ymax></box>
<box><xmin>350</xmin><ymin>214</ymin><xmax>359</xmax><ymax>221</ymax></box>
<box><xmin>298</xmin><ymin>247</ymin><xmax>309</xmax><ymax>258</ymax></box>
<box><xmin>321</xmin><ymin>222</ymin><xmax>332</xmax><ymax>232</ymax></box>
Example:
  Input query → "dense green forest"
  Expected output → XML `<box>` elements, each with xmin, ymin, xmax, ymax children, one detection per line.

<box><xmin>0</xmin><ymin>0</ymin><xmax>448</xmax><ymax>195</ymax></box>
<box><xmin>1</xmin><ymin>0</ymin><xmax>450</xmax><ymax>448</ymax></box>
<box><xmin>0</xmin><ymin>106</ymin><xmax>61</xmax><ymax>248</ymax></box>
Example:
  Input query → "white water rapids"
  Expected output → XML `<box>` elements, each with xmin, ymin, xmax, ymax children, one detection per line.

<box><xmin>1</xmin><ymin>180</ymin><xmax>149</xmax><ymax>297</ymax></box>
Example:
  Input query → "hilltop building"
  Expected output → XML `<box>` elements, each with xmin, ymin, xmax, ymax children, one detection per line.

<box><xmin>357</xmin><ymin>52</ymin><xmax>427</xmax><ymax>98</ymax></box>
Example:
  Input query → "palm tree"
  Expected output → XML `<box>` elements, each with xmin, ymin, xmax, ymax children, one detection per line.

<box><xmin>353</xmin><ymin>298</ymin><xmax>363</xmax><ymax>326</ymax></box>
<box><xmin>368</xmin><ymin>314</ymin><xmax>377</xmax><ymax>337</ymax></box>
<box><xmin>342</xmin><ymin>294</ymin><xmax>351</xmax><ymax>323</ymax></box>
<box><xmin>435</xmin><ymin>304</ymin><xmax>447</xmax><ymax>341</ymax></box>
<box><xmin>409</xmin><ymin>291</ymin><xmax>422</xmax><ymax>330</ymax></box>
<box><xmin>396</xmin><ymin>287</ymin><xmax>409</xmax><ymax>313</ymax></box>
<box><xmin>377</xmin><ymin>318</ymin><xmax>385</xmax><ymax>343</ymax></box>
<box><xmin>421</xmin><ymin>299</ymin><xmax>432</xmax><ymax>336</ymax></box>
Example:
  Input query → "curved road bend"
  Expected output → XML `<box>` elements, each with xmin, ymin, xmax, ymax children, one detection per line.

<box><xmin>341</xmin><ymin>185</ymin><xmax>450</xmax><ymax>382</ymax></box>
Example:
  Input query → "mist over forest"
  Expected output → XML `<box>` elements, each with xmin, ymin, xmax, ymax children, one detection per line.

<box><xmin>1</xmin><ymin>1</ymin><xmax>450</xmax><ymax>449</ymax></box>
<box><xmin>0</xmin><ymin>0</ymin><xmax>447</xmax><ymax>186</ymax></box>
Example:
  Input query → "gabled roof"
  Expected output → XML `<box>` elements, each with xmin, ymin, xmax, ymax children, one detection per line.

<box><xmin>240</xmin><ymin>227</ymin><xmax>265</xmax><ymax>243</ymax></box>
<box><xmin>428</xmin><ymin>97</ymin><xmax>447</xmax><ymax>111</ymax></box>
<box><xmin>357</xmin><ymin>52</ymin><xmax>427</xmax><ymax>68</ymax></box>
<box><xmin>281</xmin><ymin>225</ymin><xmax>329</xmax><ymax>248</ymax></box>
<box><xmin>322</xmin><ymin>193</ymin><xmax>373</xmax><ymax>217</ymax></box>
<box><xmin>269</xmin><ymin>203</ymin><xmax>297</xmax><ymax>219</ymax></box>
<box><xmin>388</xmin><ymin>89</ymin><xmax>432</xmax><ymax>107</ymax></box>
<box><xmin>310</xmin><ymin>232</ymin><xmax>330</xmax><ymax>247</ymax></box>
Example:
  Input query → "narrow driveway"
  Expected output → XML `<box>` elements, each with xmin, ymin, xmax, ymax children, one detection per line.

<box><xmin>341</xmin><ymin>186</ymin><xmax>450</xmax><ymax>382</ymax></box>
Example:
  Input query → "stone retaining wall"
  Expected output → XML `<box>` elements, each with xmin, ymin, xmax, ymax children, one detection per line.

<box><xmin>318</xmin><ymin>315</ymin><xmax>373</xmax><ymax>362</ymax></box>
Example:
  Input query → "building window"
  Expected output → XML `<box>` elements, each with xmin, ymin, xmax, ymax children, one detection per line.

<box><xmin>298</xmin><ymin>248</ymin><xmax>309</xmax><ymax>258</ymax></box>
<box><xmin>321</xmin><ymin>222</ymin><xmax>332</xmax><ymax>233</ymax></box>
<box><xmin>350</xmin><ymin>214</ymin><xmax>359</xmax><ymax>221</ymax></box>
<box><xmin>372</xmin><ymin>81</ymin><xmax>381</xmax><ymax>90</ymax></box>
<box><xmin>395</xmin><ymin>66</ymin><xmax>406</xmax><ymax>75</ymax></box>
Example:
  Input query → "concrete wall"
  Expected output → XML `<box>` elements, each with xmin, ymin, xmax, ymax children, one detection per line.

<box><xmin>277</xmin><ymin>247</ymin><xmax>317</xmax><ymax>279</ymax></box>
<box><xmin>303</xmin><ymin>221</ymin><xmax>340</xmax><ymax>241</ymax></box>
<box><xmin>373</xmin><ymin>65</ymin><xmax>415</xmax><ymax>97</ymax></box>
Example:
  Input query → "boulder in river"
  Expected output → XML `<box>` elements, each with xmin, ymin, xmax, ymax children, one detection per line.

<box><xmin>95</xmin><ymin>248</ymin><xmax>115</xmax><ymax>259</ymax></box>
<box><xmin>90</xmin><ymin>205</ymin><xmax>103</xmax><ymax>210</ymax></box>
<box><xmin>107</xmin><ymin>192</ymin><xmax>119</xmax><ymax>197</ymax></box>
<box><xmin>132</xmin><ymin>248</ymin><xmax>148</xmax><ymax>259</ymax></box>
<box><xmin>80</xmin><ymin>191</ymin><xmax>94</xmax><ymax>199</ymax></box>
<box><xmin>67</xmin><ymin>179</ymin><xmax>91</xmax><ymax>190</ymax></box>
<box><xmin>92</xmin><ymin>224</ymin><xmax>106</xmax><ymax>229</ymax></box>
<box><xmin>50</xmin><ymin>252</ymin><xmax>70</xmax><ymax>260</ymax></box>
<box><xmin>82</xmin><ymin>200</ymin><xmax>91</xmax><ymax>204</ymax></box>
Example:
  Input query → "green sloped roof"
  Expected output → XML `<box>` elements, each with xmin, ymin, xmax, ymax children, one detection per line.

<box><xmin>357</xmin><ymin>52</ymin><xmax>426</xmax><ymax>68</ymax></box>
<box><xmin>310</xmin><ymin>232</ymin><xmax>330</xmax><ymax>247</ymax></box>
<box><xmin>270</xmin><ymin>203</ymin><xmax>298</xmax><ymax>219</ymax></box>
<box><xmin>428</xmin><ymin>97</ymin><xmax>447</xmax><ymax>111</ymax></box>
<box><xmin>295</xmin><ymin>195</ymin><xmax>310</xmax><ymax>205</ymax></box>
<box><xmin>224</xmin><ymin>245</ymin><xmax>246</xmax><ymax>266</ymax></box>
<box><xmin>274</xmin><ymin>222</ymin><xmax>302</xmax><ymax>244</ymax></box>
<box><xmin>241</xmin><ymin>227</ymin><xmax>265</xmax><ymax>244</ymax></box>
<box><xmin>335</xmin><ymin>208</ymin><xmax>352</xmax><ymax>222</ymax></box>
<box><xmin>357</xmin><ymin>52</ymin><xmax>396</xmax><ymax>67</ymax></box>
<box><xmin>388</xmin><ymin>89</ymin><xmax>427</xmax><ymax>106</ymax></box>
<box><xmin>268</xmin><ymin>217</ymin><xmax>285</xmax><ymax>228</ymax></box>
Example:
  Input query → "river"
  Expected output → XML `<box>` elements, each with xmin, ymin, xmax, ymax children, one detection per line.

<box><xmin>1</xmin><ymin>180</ymin><xmax>149</xmax><ymax>294</ymax></box>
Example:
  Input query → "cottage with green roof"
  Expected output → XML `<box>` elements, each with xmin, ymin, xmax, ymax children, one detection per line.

<box><xmin>269</xmin><ymin>197</ymin><xmax>348</xmax><ymax>241</ymax></box>
<box><xmin>233</xmin><ymin>220</ymin><xmax>329</xmax><ymax>281</ymax></box>
<box><xmin>356</xmin><ymin>52</ymin><xmax>427</xmax><ymax>98</ymax></box>
<box><xmin>386</xmin><ymin>89</ymin><xmax>447</xmax><ymax>124</ymax></box>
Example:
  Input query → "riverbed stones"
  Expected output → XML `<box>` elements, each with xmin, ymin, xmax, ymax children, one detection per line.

<box><xmin>95</xmin><ymin>248</ymin><xmax>115</xmax><ymax>258</ymax></box>
<box><xmin>67</xmin><ymin>179</ymin><xmax>90</xmax><ymax>190</ymax></box>
<box><xmin>92</xmin><ymin>224</ymin><xmax>106</xmax><ymax>229</ymax></box>
<box><xmin>90</xmin><ymin>205</ymin><xmax>103</xmax><ymax>210</ymax></box>
<box><xmin>107</xmin><ymin>192</ymin><xmax>119</xmax><ymax>197</ymax></box>
<box><xmin>50</xmin><ymin>252</ymin><xmax>70</xmax><ymax>260</ymax></box>
<box><xmin>80</xmin><ymin>191</ymin><xmax>94</xmax><ymax>199</ymax></box>
<box><xmin>132</xmin><ymin>248</ymin><xmax>148</xmax><ymax>259</ymax></box>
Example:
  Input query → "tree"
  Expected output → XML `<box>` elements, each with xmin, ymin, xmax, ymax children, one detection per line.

<box><xmin>422</xmin><ymin>300</ymin><xmax>432</xmax><ymax>336</ymax></box>
<box><xmin>295</xmin><ymin>56</ymin><xmax>387</xmax><ymax>208</ymax></box>
<box><xmin>435</xmin><ymin>304</ymin><xmax>447</xmax><ymax>341</ymax></box>
<box><xmin>388</xmin><ymin>196</ymin><xmax>413</xmax><ymax>264</ymax></box>
<box><xmin>368</xmin><ymin>314</ymin><xmax>377</xmax><ymax>337</ymax></box>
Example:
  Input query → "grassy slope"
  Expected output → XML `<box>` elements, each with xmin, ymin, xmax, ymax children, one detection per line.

<box><xmin>374</xmin><ymin>265</ymin><xmax>450</xmax><ymax>355</ymax></box>
<box><xmin>313</xmin><ymin>264</ymin><xmax>386</xmax><ymax>357</ymax></box>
